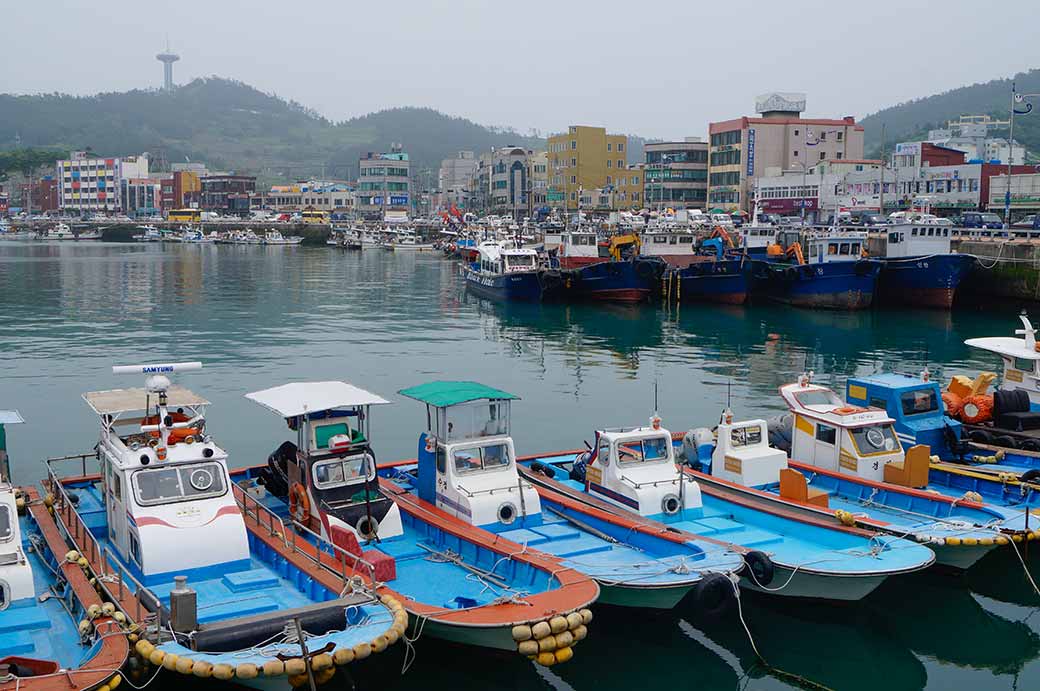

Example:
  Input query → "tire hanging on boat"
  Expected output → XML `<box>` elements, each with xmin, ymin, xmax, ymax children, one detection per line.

<box><xmin>742</xmin><ymin>550</ymin><xmax>774</xmax><ymax>587</ymax></box>
<box><xmin>689</xmin><ymin>572</ymin><xmax>735</xmax><ymax>624</ymax></box>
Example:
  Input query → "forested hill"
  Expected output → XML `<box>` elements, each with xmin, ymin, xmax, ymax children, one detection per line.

<box><xmin>0</xmin><ymin>78</ymin><xmax>546</xmax><ymax>180</ymax></box>
<box><xmin>861</xmin><ymin>69</ymin><xmax>1040</xmax><ymax>159</ymax></box>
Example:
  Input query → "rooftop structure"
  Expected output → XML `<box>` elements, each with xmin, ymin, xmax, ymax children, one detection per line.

<box><xmin>155</xmin><ymin>40</ymin><xmax>180</xmax><ymax>92</ymax></box>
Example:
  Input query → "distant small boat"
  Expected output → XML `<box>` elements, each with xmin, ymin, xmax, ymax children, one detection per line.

<box><xmin>261</xmin><ymin>230</ymin><xmax>304</xmax><ymax>245</ymax></box>
<box><xmin>38</xmin><ymin>222</ymin><xmax>101</xmax><ymax>241</ymax></box>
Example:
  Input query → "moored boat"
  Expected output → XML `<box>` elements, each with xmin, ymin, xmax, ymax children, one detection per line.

<box><xmin>461</xmin><ymin>242</ymin><xmax>543</xmax><ymax>302</ymax></box>
<box><xmin>0</xmin><ymin>410</ymin><xmax>130</xmax><ymax>691</ymax></box>
<box><xmin>872</xmin><ymin>222</ymin><xmax>975</xmax><ymax>309</ymax></box>
<box><xmin>242</xmin><ymin>380</ymin><xmax>597</xmax><ymax>664</ymax></box>
<box><xmin>46</xmin><ymin>363</ymin><xmax>403</xmax><ymax>691</ymax></box>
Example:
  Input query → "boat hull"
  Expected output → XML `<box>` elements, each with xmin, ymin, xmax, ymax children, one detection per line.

<box><xmin>877</xmin><ymin>254</ymin><xmax>975</xmax><ymax>309</ymax></box>
<box><xmin>462</xmin><ymin>265</ymin><xmax>543</xmax><ymax>302</ymax></box>
<box><xmin>560</xmin><ymin>260</ymin><xmax>659</xmax><ymax>304</ymax></box>
<box><xmin>597</xmin><ymin>581</ymin><xmax>697</xmax><ymax>609</ymax></box>
<box><xmin>751</xmin><ymin>259</ymin><xmax>881</xmax><ymax>310</ymax></box>
<box><xmin>743</xmin><ymin>567</ymin><xmax>886</xmax><ymax>601</ymax></box>
<box><xmin>669</xmin><ymin>258</ymin><xmax>751</xmax><ymax>305</ymax></box>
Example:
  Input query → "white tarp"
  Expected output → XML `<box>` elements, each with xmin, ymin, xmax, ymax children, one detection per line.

<box><xmin>245</xmin><ymin>381</ymin><xmax>390</xmax><ymax>418</ymax></box>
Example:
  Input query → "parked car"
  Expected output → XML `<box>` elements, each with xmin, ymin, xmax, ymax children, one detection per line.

<box><xmin>1012</xmin><ymin>214</ymin><xmax>1040</xmax><ymax>230</ymax></box>
<box><xmin>957</xmin><ymin>211</ymin><xmax>1005</xmax><ymax>229</ymax></box>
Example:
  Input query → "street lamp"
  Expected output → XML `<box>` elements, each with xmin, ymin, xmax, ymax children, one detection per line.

<box><xmin>1005</xmin><ymin>84</ymin><xmax>1038</xmax><ymax>226</ymax></box>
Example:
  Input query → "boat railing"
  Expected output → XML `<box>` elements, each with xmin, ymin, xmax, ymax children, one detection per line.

<box><xmin>235</xmin><ymin>486</ymin><xmax>378</xmax><ymax>588</ymax></box>
<box><xmin>44</xmin><ymin>453</ymin><xmax>158</xmax><ymax>626</ymax></box>
<box><xmin>454</xmin><ymin>479</ymin><xmax>534</xmax><ymax>498</ymax></box>
<box><xmin>619</xmin><ymin>473</ymin><xmax>680</xmax><ymax>490</ymax></box>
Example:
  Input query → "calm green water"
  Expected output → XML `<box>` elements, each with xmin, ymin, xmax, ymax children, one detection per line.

<box><xmin>2</xmin><ymin>242</ymin><xmax>1040</xmax><ymax>690</ymax></box>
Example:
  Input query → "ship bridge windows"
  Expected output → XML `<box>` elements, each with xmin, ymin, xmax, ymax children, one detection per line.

<box><xmin>506</xmin><ymin>254</ymin><xmax>535</xmax><ymax>269</ymax></box>
<box><xmin>815</xmin><ymin>424</ymin><xmax>836</xmax><ymax>445</ymax></box>
<box><xmin>132</xmin><ymin>462</ymin><xmax>227</xmax><ymax>506</ymax></box>
<box><xmin>617</xmin><ymin>435</ymin><xmax>670</xmax><ymax>465</ymax></box>
<box><xmin>0</xmin><ymin>505</ymin><xmax>10</xmax><ymax>542</ymax></box>
<box><xmin>730</xmin><ymin>425</ymin><xmax>763</xmax><ymax>448</ymax></box>
<box><xmin>850</xmin><ymin>425</ymin><xmax>898</xmax><ymax>455</ymax></box>
<box><xmin>900</xmin><ymin>390</ymin><xmax>938</xmax><ymax>416</ymax></box>
<box><xmin>453</xmin><ymin>443</ymin><xmax>511</xmax><ymax>475</ymax></box>
<box><xmin>313</xmin><ymin>454</ymin><xmax>374</xmax><ymax>490</ymax></box>
<box><xmin>1014</xmin><ymin>357</ymin><xmax>1036</xmax><ymax>373</ymax></box>
<box><xmin>795</xmin><ymin>389</ymin><xmax>843</xmax><ymax>408</ymax></box>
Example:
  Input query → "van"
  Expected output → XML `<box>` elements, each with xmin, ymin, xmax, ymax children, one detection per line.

<box><xmin>959</xmin><ymin>211</ymin><xmax>1004</xmax><ymax>229</ymax></box>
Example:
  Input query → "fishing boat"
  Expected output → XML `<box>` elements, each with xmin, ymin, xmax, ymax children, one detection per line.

<box><xmin>751</xmin><ymin>228</ymin><xmax>882</xmax><ymax>309</ymax></box>
<box><xmin>132</xmin><ymin>225</ymin><xmax>165</xmax><ymax>243</ymax></box>
<box><xmin>723</xmin><ymin>373</ymin><xmax>1034</xmax><ymax>569</ymax></box>
<box><xmin>46</xmin><ymin>363</ymin><xmax>402</xmax><ymax>691</ymax></box>
<box><xmin>660</xmin><ymin>235</ymin><xmax>752</xmax><ymax>305</ymax></box>
<box><xmin>240</xmin><ymin>380</ymin><xmax>597</xmax><ymax>664</ymax></box>
<box><xmin>225</xmin><ymin>229</ymin><xmax>262</xmax><ymax>245</ymax></box>
<box><xmin>461</xmin><ymin>242</ymin><xmax>543</xmax><ymax>302</ymax></box>
<box><xmin>261</xmin><ymin>230</ymin><xmax>304</xmax><ymax>246</ymax></box>
<box><xmin>0</xmin><ymin>410</ymin><xmax>130</xmax><ymax>691</ymax></box>
<box><xmin>178</xmin><ymin>228</ymin><xmax>215</xmax><ymax>243</ymax></box>
<box><xmin>38</xmin><ymin>223</ymin><xmax>101</xmax><ymax>241</ymax></box>
<box><xmin>388</xmin><ymin>382</ymin><xmax>746</xmax><ymax>611</ymax></box>
<box><xmin>382</xmin><ymin>230</ymin><xmax>434</xmax><ymax>252</ymax></box>
<box><xmin>638</xmin><ymin>227</ymin><xmax>702</xmax><ymax>268</ymax></box>
<box><xmin>556</xmin><ymin>228</ymin><xmax>601</xmax><ymax>268</ymax></box>
<box><xmin>872</xmin><ymin>222</ymin><xmax>975</xmax><ymax>309</ymax></box>
<box><xmin>521</xmin><ymin>413</ymin><xmax>935</xmax><ymax>600</ymax></box>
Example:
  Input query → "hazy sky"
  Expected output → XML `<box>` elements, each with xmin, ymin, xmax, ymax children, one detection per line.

<box><xmin>4</xmin><ymin>1</ymin><xmax>1038</xmax><ymax>139</ymax></box>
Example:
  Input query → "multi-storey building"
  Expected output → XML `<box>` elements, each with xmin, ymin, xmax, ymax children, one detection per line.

<box><xmin>357</xmin><ymin>150</ymin><xmax>410</xmax><ymax>219</ymax></box>
<box><xmin>200</xmin><ymin>175</ymin><xmax>256</xmax><ymax>215</ymax></box>
<box><xmin>489</xmin><ymin>146</ymin><xmax>532</xmax><ymax>218</ymax></box>
<box><xmin>547</xmin><ymin>125</ymin><xmax>635</xmax><ymax>212</ymax></box>
<box><xmin>160</xmin><ymin>171</ymin><xmax>202</xmax><ymax>210</ymax></box>
<box><xmin>437</xmin><ymin>151</ymin><xmax>477</xmax><ymax>212</ymax></box>
<box><xmin>121</xmin><ymin>178</ymin><xmax>162</xmax><ymax>216</ymax></box>
<box><xmin>644</xmin><ymin>138</ymin><xmax>708</xmax><ymax>210</ymax></box>
<box><xmin>707</xmin><ymin>94</ymin><xmax>864</xmax><ymax>213</ymax></box>
<box><xmin>528</xmin><ymin>151</ymin><xmax>548</xmax><ymax>215</ymax></box>
<box><xmin>56</xmin><ymin>152</ymin><xmax>149</xmax><ymax>213</ymax></box>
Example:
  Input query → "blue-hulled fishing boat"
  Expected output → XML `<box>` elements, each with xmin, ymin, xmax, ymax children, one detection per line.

<box><xmin>46</xmin><ymin>364</ymin><xmax>402</xmax><ymax>691</ymax></box>
<box><xmin>0</xmin><ymin>411</ymin><xmax>130</xmax><ymax>691</ymax></box>
<box><xmin>685</xmin><ymin>375</ymin><xmax>1034</xmax><ymax>569</ymax></box>
<box><xmin>519</xmin><ymin>414</ymin><xmax>936</xmax><ymax>600</ymax></box>
<box><xmin>751</xmin><ymin>228</ymin><xmax>882</xmax><ymax>309</ymax></box>
<box><xmin>239</xmin><ymin>380</ymin><xmax>598</xmax><ymax>666</ymax></box>
<box><xmin>461</xmin><ymin>242</ymin><xmax>543</xmax><ymax>302</ymax></box>
<box><xmin>873</xmin><ymin>221</ymin><xmax>975</xmax><ymax>309</ymax></box>
<box><xmin>386</xmin><ymin>382</ymin><xmax>746</xmax><ymax>611</ymax></box>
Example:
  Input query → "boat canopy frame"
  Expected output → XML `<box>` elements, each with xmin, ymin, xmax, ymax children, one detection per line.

<box><xmin>399</xmin><ymin>381</ymin><xmax>518</xmax><ymax>444</ymax></box>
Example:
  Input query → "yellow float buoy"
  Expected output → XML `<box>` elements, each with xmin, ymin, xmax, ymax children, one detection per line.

<box><xmin>512</xmin><ymin>625</ymin><xmax>533</xmax><ymax>642</ymax></box>
<box><xmin>283</xmin><ymin>659</ymin><xmax>306</xmax><ymax>677</ymax></box>
<box><xmin>353</xmin><ymin>642</ymin><xmax>372</xmax><ymax>661</ymax></box>
<box><xmin>212</xmin><ymin>664</ymin><xmax>235</xmax><ymax>681</ymax></box>
<box><xmin>531</xmin><ymin>621</ymin><xmax>551</xmax><ymax>639</ymax></box>
<box><xmin>162</xmin><ymin>654</ymin><xmax>179</xmax><ymax>672</ymax></box>
<box><xmin>262</xmin><ymin>660</ymin><xmax>285</xmax><ymax>677</ymax></box>
<box><xmin>148</xmin><ymin>650</ymin><xmax>165</xmax><ymax>667</ymax></box>
<box><xmin>554</xmin><ymin>646</ymin><xmax>574</xmax><ymax>664</ymax></box>
<box><xmin>192</xmin><ymin>662</ymin><xmax>213</xmax><ymax>679</ymax></box>
<box><xmin>332</xmin><ymin>648</ymin><xmax>355</xmax><ymax>666</ymax></box>
<box><xmin>311</xmin><ymin>654</ymin><xmax>333</xmax><ymax>672</ymax></box>
<box><xmin>235</xmin><ymin>663</ymin><xmax>259</xmax><ymax>680</ymax></box>
<box><xmin>174</xmin><ymin>657</ymin><xmax>194</xmax><ymax>675</ymax></box>
<box><xmin>566</xmin><ymin>612</ymin><xmax>583</xmax><ymax>630</ymax></box>
<box><xmin>537</xmin><ymin>635</ymin><xmax>557</xmax><ymax>653</ymax></box>
<box><xmin>548</xmin><ymin>616</ymin><xmax>568</xmax><ymax>634</ymax></box>
<box><xmin>518</xmin><ymin>640</ymin><xmax>538</xmax><ymax>656</ymax></box>
<box><xmin>579</xmin><ymin>608</ymin><xmax>593</xmax><ymax>625</ymax></box>
<box><xmin>572</xmin><ymin>624</ymin><xmax>588</xmax><ymax>642</ymax></box>
<box><xmin>536</xmin><ymin>652</ymin><xmax>556</xmax><ymax>667</ymax></box>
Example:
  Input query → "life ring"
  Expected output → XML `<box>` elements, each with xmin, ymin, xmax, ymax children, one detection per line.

<box><xmin>288</xmin><ymin>483</ymin><xmax>310</xmax><ymax>524</ymax></box>
<box><xmin>960</xmin><ymin>394</ymin><xmax>994</xmax><ymax>424</ymax></box>
<box><xmin>661</xmin><ymin>493</ymin><xmax>681</xmax><ymax>515</ymax></box>
<box><xmin>148</xmin><ymin>427</ymin><xmax>200</xmax><ymax>445</ymax></box>
<box><xmin>356</xmin><ymin>515</ymin><xmax>379</xmax><ymax>539</ymax></box>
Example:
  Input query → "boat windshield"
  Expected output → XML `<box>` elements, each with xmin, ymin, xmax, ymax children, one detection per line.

<box><xmin>453</xmin><ymin>443</ymin><xmax>511</xmax><ymax>475</ymax></box>
<box><xmin>0</xmin><ymin>505</ymin><xmax>11</xmax><ymax>542</ymax></box>
<box><xmin>132</xmin><ymin>462</ymin><xmax>228</xmax><ymax>506</ymax></box>
<box><xmin>617</xmin><ymin>436</ymin><xmax>671</xmax><ymax>465</ymax></box>
<box><xmin>730</xmin><ymin>425</ymin><xmax>764</xmax><ymax>448</ymax></box>
<box><xmin>313</xmin><ymin>454</ymin><xmax>373</xmax><ymax>489</ymax></box>
<box><xmin>506</xmin><ymin>254</ymin><xmax>535</xmax><ymax>268</ymax></box>
<box><xmin>850</xmin><ymin>425</ymin><xmax>899</xmax><ymax>455</ymax></box>
<box><xmin>795</xmin><ymin>389</ymin><xmax>843</xmax><ymax>407</ymax></box>
<box><xmin>900</xmin><ymin>389</ymin><xmax>938</xmax><ymax>416</ymax></box>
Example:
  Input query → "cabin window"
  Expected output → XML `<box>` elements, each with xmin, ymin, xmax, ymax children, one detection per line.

<box><xmin>112</xmin><ymin>473</ymin><xmax>122</xmax><ymax>503</ymax></box>
<box><xmin>828</xmin><ymin>244</ymin><xmax>838</xmax><ymax>255</ymax></box>
<box><xmin>795</xmin><ymin>390</ymin><xmax>842</xmax><ymax>407</ymax></box>
<box><xmin>453</xmin><ymin>443</ymin><xmax>510</xmax><ymax>475</ymax></box>
<box><xmin>313</xmin><ymin>454</ymin><xmax>373</xmax><ymax>489</ymax></box>
<box><xmin>1014</xmin><ymin>357</ymin><xmax>1035</xmax><ymax>373</ymax></box>
<box><xmin>669</xmin><ymin>236</ymin><xmax>678</xmax><ymax>245</ymax></box>
<box><xmin>617</xmin><ymin>436</ymin><xmax>670</xmax><ymax>465</ymax></box>
<box><xmin>815</xmin><ymin>424</ymin><xmax>836</xmax><ymax>445</ymax></box>
<box><xmin>911</xmin><ymin>228</ymin><xmax>918</xmax><ymax>236</ymax></box>
<box><xmin>731</xmin><ymin>426</ymin><xmax>763</xmax><ymax>447</ymax></box>
<box><xmin>0</xmin><ymin>505</ymin><xmax>11</xmax><ymax>542</ymax></box>
<box><xmin>869</xmin><ymin>397</ymin><xmax>888</xmax><ymax>410</ymax></box>
<box><xmin>132</xmin><ymin>462</ymin><xmax>227</xmax><ymax>506</ymax></box>
<box><xmin>888</xmin><ymin>232</ymin><xmax>899</xmax><ymax>242</ymax></box>
<box><xmin>436</xmin><ymin>448</ymin><xmax>446</xmax><ymax>474</ymax></box>
<box><xmin>850</xmin><ymin>243</ymin><xmax>860</xmax><ymax>255</ymax></box>
<box><xmin>598</xmin><ymin>437</ymin><xmax>611</xmax><ymax>467</ymax></box>
<box><xmin>0</xmin><ymin>582</ymin><xmax>7</xmax><ymax>610</ymax></box>
<box><xmin>900</xmin><ymin>390</ymin><xmax>937</xmax><ymax>416</ymax></box>
<box><xmin>129</xmin><ymin>533</ymin><xmax>141</xmax><ymax>566</ymax></box>
<box><xmin>679</xmin><ymin>236</ymin><xmax>695</xmax><ymax>244</ymax></box>
<box><xmin>943</xmin><ymin>229</ymin><xmax>949</xmax><ymax>237</ymax></box>
<box><xmin>839</xmin><ymin>243</ymin><xmax>850</xmax><ymax>255</ymax></box>
<box><xmin>654</xmin><ymin>236</ymin><xmax>667</xmax><ymax>243</ymax></box>
<box><xmin>809</xmin><ymin>243</ymin><xmax>818</xmax><ymax>257</ymax></box>
<box><xmin>850</xmin><ymin>425</ymin><xmax>898</xmax><ymax>455</ymax></box>
<box><xmin>507</xmin><ymin>254</ymin><xmax>535</xmax><ymax>268</ymax></box>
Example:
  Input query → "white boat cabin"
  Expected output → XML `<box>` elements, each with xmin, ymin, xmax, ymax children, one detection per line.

<box><xmin>85</xmin><ymin>363</ymin><xmax>250</xmax><ymax>586</ymax></box>
<box><xmin>0</xmin><ymin>410</ymin><xmax>31</xmax><ymax>609</ymax></box>
<box><xmin>880</xmin><ymin>223</ymin><xmax>952</xmax><ymax>258</ymax></box>
<box><xmin>402</xmin><ymin>382</ymin><xmax>540</xmax><ymax>530</ymax></box>
<box><xmin>965</xmin><ymin>314</ymin><xmax>1040</xmax><ymax>406</ymax></box>
<box><xmin>245</xmin><ymin>381</ymin><xmax>403</xmax><ymax>543</ymax></box>
<box><xmin>798</xmin><ymin>229</ymin><xmax>867</xmax><ymax>264</ymax></box>
<box><xmin>638</xmin><ymin>229</ymin><xmax>699</xmax><ymax>261</ymax></box>
<box><xmin>560</xmin><ymin>229</ymin><xmax>600</xmax><ymax>261</ymax></box>
<box><xmin>742</xmin><ymin>226</ymin><xmax>777</xmax><ymax>252</ymax></box>
<box><xmin>582</xmin><ymin>420</ymin><xmax>701</xmax><ymax>518</ymax></box>
<box><xmin>780</xmin><ymin>373</ymin><xmax>903</xmax><ymax>482</ymax></box>
<box><xmin>474</xmin><ymin>242</ymin><xmax>538</xmax><ymax>275</ymax></box>
<box><xmin>709</xmin><ymin>416</ymin><xmax>788</xmax><ymax>489</ymax></box>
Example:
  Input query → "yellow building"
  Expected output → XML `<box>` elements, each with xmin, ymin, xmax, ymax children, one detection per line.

<box><xmin>547</xmin><ymin>125</ymin><xmax>641</xmax><ymax>210</ymax></box>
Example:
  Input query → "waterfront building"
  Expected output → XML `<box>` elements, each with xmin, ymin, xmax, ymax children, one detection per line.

<box><xmin>120</xmin><ymin>177</ymin><xmax>162</xmax><ymax>217</ymax></box>
<box><xmin>707</xmin><ymin>94</ymin><xmax>864</xmax><ymax>213</ymax></box>
<box><xmin>547</xmin><ymin>125</ymin><xmax>638</xmax><ymax>212</ymax></box>
<box><xmin>56</xmin><ymin>151</ymin><xmax>149</xmax><ymax>213</ymax></box>
<box><xmin>644</xmin><ymin>138</ymin><xmax>708</xmax><ymax>210</ymax></box>
<box><xmin>490</xmin><ymin>146</ymin><xmax>532</xmax><ymax>219</ymax></box>
<box><xmin>437</xmin><ymin>151</ymin><xmax>477</xmax><ymax>211</ymax></box>
<box><xmin>923</xmin><ymin>115</ymin><xmax>1025</xmax><ymax>165</ymax></box>
<box><xmin>529</xmin><ymin>151</ymin><xmax>548</xmax><ymax>215</ymax></box>
<box><xmin>989</xmin><ymin>173</ymin><xmax>1040</xmax><ymax>216</ymax></box>
<box><xmin>258</xmin><ymin>181</ymin><xmax>355</xmax><ymax>215</ymax></box>
<box><xmin>890</xmin><ymin>148</ymin><xmax>1034</xmax><ymax>216</ymax></box>
<box><xmin>160</xmin><ymin>170</ymin><xmax>201</xmax><ymax>210</ymax></box>
<box><xmin>357</xmin><ymin>149</ymin><xmax>410</xmax><ymax>220</ymax></box>
<box><xmin>18</xmin><ymin>177</ymin><xmax>60</xmax><ymax>213</ymax></box>
<box><xmin>200</xmin><ymin>174</ymin><xmax>256</xmax><ymax>215</ymax></box>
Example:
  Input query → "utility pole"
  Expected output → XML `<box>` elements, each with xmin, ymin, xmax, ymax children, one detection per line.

<box><xmin>879</xmin><ymin>123</ymin><xmax>886</xmax><ymax>215</ymax></box>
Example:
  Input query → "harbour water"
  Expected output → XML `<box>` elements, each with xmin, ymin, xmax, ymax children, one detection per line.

<box><xmin>2</xmin><ymin>242</ymin><xmax>1039</xmax><ymax>690</ymax></box>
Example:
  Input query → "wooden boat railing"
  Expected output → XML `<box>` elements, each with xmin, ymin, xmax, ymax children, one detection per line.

<box><xmin>44</xmin><ymin>453</ymin><xmax>157</xmax><ymax>626</ymax></box>
<box><xmin>234</xmin><ymin>485</ymin><xmax>378</xmax><ymax>588</ymax></box>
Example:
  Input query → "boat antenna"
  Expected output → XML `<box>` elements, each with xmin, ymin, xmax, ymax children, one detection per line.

<box><xmin>653</xmin><ymin>380</ymin><xmax>659</xmax><ymax>418</ymax></box>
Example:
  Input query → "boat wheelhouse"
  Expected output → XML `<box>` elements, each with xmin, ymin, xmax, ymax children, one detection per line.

<box><xmin>47</xmin><ymin>363</ymin><xmax>401</xmax><ymax>690</ymax></box>
<box><xmin>638</xmin><ymin>228</ymin><xmax>700</xmax><ymax>268</ymax></box>
<box><xmin>557</xmin><ymin>229</ymin><xmax>601</xmax><ymax>269</ymax></box>
<box><xmin>246</xmin><ymin>382</ymin><xmax>403</xmax><ymax>547</ymax></box>
<box><xmin>461</xmin><ymin>242</ymin><xmax>542</xmax><ymax>301</ymax></box>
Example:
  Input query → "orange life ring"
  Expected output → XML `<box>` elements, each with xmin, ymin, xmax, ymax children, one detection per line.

<box><xmin>941</xmin><ymin>391</ymin><xmax>964</xmax><ymax>417</ymax></box>
<box><xmin>960</xmin><ymin>394</ymin><xmax>993</xmax><ymax>424</ymax></box>
<box><xmin>288</xmin><ymin>483</ymin><xmax>310</xmax><ymax>524</ymax></box>
<box><xmin>148</xmin><ymin>427</ymin><xmax>200</xmax><ymax>445</ymax></box>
